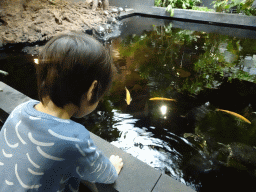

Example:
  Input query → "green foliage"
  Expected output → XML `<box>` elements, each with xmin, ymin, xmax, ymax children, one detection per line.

<box><xmin>155</xmin><ymin>0</ymin><xmax>201</xmax><ymax>16</ymax></box>
<box><xmin>155</xmin><ymin>0</ymin><xmax>256</xmax><ymax>16</ymax></box>
<box><xmin>211</xmin><ymin>0</ymin><xmax>256</xmax><ymax>16</ymax></box>
<box><xmin>155</xmin><ymin>0</ymin><xmax>162</xmax><ymax>6</ymax></box>
<box><xmin>155</xmin><ymin>0</ymin><xmax>201</xmax><ymax>8</ymax></box>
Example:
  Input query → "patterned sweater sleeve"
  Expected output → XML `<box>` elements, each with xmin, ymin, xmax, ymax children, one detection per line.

<box><xmin>74</xmin><ymin>134</ymin><xmax>118</xmax><ymax>184</ymax></box>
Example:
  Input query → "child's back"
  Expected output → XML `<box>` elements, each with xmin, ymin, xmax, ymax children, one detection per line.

<box><xmin>0</xmin><ymin>32</ymin><xmax>123</xmax><ymax>191</ymax></box>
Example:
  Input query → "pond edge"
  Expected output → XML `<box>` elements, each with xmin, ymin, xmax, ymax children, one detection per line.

<box><xmin>118</xmin><ymin>6</ymin><xmax>256</xmax><ymax>30</ymax></box>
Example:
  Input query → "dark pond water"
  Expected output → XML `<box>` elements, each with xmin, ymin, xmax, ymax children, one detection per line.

<box><xmin>1</xmin><ymin>16</ymin><xmax>256</xmax><ymax>191</ymax></box>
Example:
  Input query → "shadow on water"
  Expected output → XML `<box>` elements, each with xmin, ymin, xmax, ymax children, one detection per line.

<box><xmin>1</xmin><ymin>16</ymin><xmax>256</xmax><ymax>191</ymax></box>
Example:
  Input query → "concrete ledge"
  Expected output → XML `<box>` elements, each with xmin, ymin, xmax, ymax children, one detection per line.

<box><xmin>115</xmin><ymin>0</ymin><xmax>256</xmax><ymax>30</ymax></box>
<box><xmin>153</xmin><ymin>173</ymin><xmax>195</xmax><ymax>192</ymax></box>
<box><xmin>145</xmin><ymin>7</ymin><xmax>256</xmax><ymax>29</ymax></box>
<box><xmin>0</xmin><ymin>82</ymin><xmax>31</xmax><ymax>114</ymax></box>
<box><xmin>118</xmin><ymin>13</ymin><xmax>256</xmax><ymax>41</ymax></box>
<box><xmin>0</xmin><ymin>81</ymin><xmax>196</xmax><ymax>192</ymax></box>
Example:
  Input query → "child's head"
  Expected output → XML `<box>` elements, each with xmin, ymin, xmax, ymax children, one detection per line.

<box><xmin>36</xmin><ymin>31</ymin><xmax>113</xmax><ymax>111</ymax></box>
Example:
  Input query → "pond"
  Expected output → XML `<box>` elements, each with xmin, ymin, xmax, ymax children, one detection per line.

<box><xmin>1</xmin><ymin>16</ymin><xmax>256</xmax><ymax>191</ymax></box>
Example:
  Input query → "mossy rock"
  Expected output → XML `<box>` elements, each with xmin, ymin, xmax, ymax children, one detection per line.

<box><xmin>228</xmin><ymin>143</ymin><xmax>256</xmax><ymax>169</ymax></box>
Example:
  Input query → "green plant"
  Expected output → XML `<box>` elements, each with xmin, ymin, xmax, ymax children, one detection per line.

<box><xmin>211</xmin><ymin>0</ymin><xmax>229</xmax><ymax>12</ymax></box>
<box><xmin>155</xmin><ymin>0</ymin><xmax>162</xmax><ymax>6</ymax></box>
<box><xmin>211</xmin><ymin>0</ymin><xmax>256</xmax><ymax>16</ymax></box>
<box><xmin>155</xmin><ymin>0</ymin><xmax>201</xmax><ymax>16</ymax></box>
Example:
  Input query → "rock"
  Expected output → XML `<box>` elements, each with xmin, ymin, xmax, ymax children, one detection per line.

<box><xmin>95</xmin><ymin>25</ymin><xmax>105</xmax><ymax>33</ymax></box>
<box><xmin>186</xmin><ymin>104</ymin><xmax>213</xmax><ymax>128</ymax></box>
<box><xmin>118</xmin><ymin>7</ymin><xmax>123</xmax><ymax>12</ymax></box>
<box><xmin>107</xmin><ymin>17</ymin><xmax>117</xmax><ymax>24</ymax></box>
<box><xmin>102</xmin><ymin>0</ymin><xmax>109</xmax><ymax>10</ymax></box>
<box><xmin>85</xmin><ymin>0</ymin><xmax>93</xmax><ymax>5</ymax></box>
<box><xmin>110</xmin><ymin>8</ymin><xmax>118</xmax><ymax>13</ymax></box>
<box><xmin>0</xmin><ymin>9</ymin><xmax>4</xmax><ymax>17</ymax></box>
<box><xmin>103</xmin><ymin>24</ymin><xmax>112</xmax><ymax>33</ymax></box>
<box><xmin>30</xmin><ymin>24</ymin><xmax>41</xmax><ymax>33</ymax></box>
<box><xmin>52</xmin><ymin>10</ymin><xmax>62</xmax><ymax>25</ymax></box>
<box><xmin>91</xmin><ymin>0</ymin><xmax>98</xmax><ymax>10</ymax></box>
<box><xmin>0</xmin><ymin>0</ymin><xmax>117</xmax><ymax>46</ymax></box>
<box><xmin>228</xmin><ymin>143</ymin><xmax>256</xmax><ymax>169</ymax></box>
<box><xmin>22</xmin><ymin>45</ymin><xmax>42</xmax><ymax>55</ymax></box>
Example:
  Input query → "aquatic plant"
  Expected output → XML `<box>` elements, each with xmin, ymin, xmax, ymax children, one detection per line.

<box><xmin>116</xmin><ymin>23</ymin><xmax>256</xmax><ymax>97</ymax></box>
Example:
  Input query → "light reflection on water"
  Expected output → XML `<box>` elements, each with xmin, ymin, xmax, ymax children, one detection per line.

<box><xmin>109</xmin><ymin>109</ymin><xmax>203</xmax><ymax>188</ymax></box>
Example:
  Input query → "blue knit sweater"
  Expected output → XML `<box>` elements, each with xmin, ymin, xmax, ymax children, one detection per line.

<box><xmin>0</xmin><ymin>99</ymin><xmax>118</xmax><ymax>191</ymax></box>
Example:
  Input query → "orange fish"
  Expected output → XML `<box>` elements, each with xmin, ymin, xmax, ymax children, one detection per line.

<box><xmin>149</xmin><ymin>97</ymin><xmax>176</xmax><ymax>102</ymax></box>
<box><xmin>216</xmin><ymin>109</ymin><xmax>251</xmax><ymax>124</ymax></box>
<box><xmin>125</xmin><ymin>87</ymin><xmax>132</xmax><ymax>105</ymax></box>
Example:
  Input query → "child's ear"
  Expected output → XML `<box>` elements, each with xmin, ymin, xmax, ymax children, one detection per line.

<box><xmin>87</xmin><ymin>80</ymin><xmax>98</xmax><ymax>101</ymax></box>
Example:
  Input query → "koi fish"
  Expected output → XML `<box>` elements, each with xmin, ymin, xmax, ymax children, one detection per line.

<box><xmin>149</xmin><ymin>97</ymin><xmax>176</xmax><ymax>102</ymax></box>
<box><xmin>125</xmin><ymin>86</ymin><xmax>132</xmax><ymax>105</ymax></box>
<box><xmin>216</xmin><ymin>109</ymin><xmax>251</xmax><ymax>124</ymax></box>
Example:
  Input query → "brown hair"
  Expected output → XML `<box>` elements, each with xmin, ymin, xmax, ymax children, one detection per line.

<box><xmin>36</xmin><ymin>32</ymin><xmax>113</xmax><ymax>108</ymax></box>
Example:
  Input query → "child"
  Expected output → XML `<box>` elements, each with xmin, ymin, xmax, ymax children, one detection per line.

<box><xmin>0</xmin><ymin>32</ymin><xmax>123</xmax><ymax>191</ymax></box>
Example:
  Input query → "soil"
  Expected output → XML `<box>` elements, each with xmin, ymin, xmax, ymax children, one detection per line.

<box><xmin>0</xmin><ymin>0</ymin><xmax>118</xmax><ymax>47</ymax></box>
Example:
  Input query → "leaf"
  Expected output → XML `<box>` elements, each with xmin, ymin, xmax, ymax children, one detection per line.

<box><xmin>166</xmin><ymin>4</ymin><xmax>172</xmax><ymax>12</ymax></box>
<box><xmin>224</xmin><ymin>4</ymin><xmax>231</xmax><ymax>9</ymax></box>
<box><xmin>170</xmin><ymin>9</ymin><xmax>174</xmax><ymax>16</ymax></box>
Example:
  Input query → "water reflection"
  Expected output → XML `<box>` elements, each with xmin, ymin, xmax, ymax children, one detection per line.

<box><xmin>112</xmin><ymin>23</ymin><xmax>256</xmax><ymax>97</ymax></box>
<box><xmin>34</xmin><ymin>58</ymin><xmax>39</xmax><ymax>64</ymax></box>
<box><xmin>160</xmin><ymin>105</ymin><xmax>167</xmax><ymax>115</ymax></box>
<box><xmin>109</xmin><ymin>110</ymin><xmax>203</xmax><ymax>188</ymax></box>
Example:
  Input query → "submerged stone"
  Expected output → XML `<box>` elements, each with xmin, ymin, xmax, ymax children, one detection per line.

<box><xmin>228</xmin><ymin>142</ymin><xmax>256</xmax><ymax>169</ymax></box>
